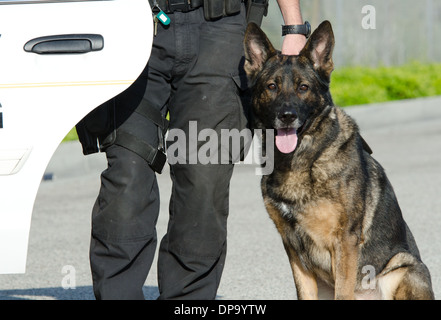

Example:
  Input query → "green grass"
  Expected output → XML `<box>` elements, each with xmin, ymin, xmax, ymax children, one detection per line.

<box><xmin>62</xmin><ymin>62</ymin><xmax>441</xmax><ymax>142</ymax></box>
<box><xmin>331</xmin><ymin>62</ymin><xmax>441</xmax><ymax>107</ymax></box>
<box><xmin>63</xmin><ymin>127</ymin><xmax>79</xmax><ymax>142</ymax></box>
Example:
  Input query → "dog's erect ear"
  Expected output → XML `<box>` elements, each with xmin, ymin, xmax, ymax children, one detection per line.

<box><xmin>244</xmin><ymin>22</ymin><xmax>277</xmax><ymax>82</ymax></box>
<box><xmin>300</xmin><ymin>20</ymin><xmax>335</xmax><ymax>82</ymax></box>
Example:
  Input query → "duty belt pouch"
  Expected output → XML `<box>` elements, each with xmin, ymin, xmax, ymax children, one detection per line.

<box><xmin>203</xmin><ymin>0</ymin><xmax>241</xmax><ymax>20</ymax></box>
<box><xmin>204</xmin><ymin>0</ymin><xmax>224</xmax><ymax>20</ymax></box>
<box><xmin>246</xmin><ymin>0</ymin><xmax>268</xmax><ymax>26</ymax></box>
<box><xmin>225</xmin><ymin>0</ymin><xmax>241</xmax><ymax>15</ymax></box>
<box><xmin>76</xmin><ymin>99</ymin><xmax>116</xmax><ymax>155</ymax></box>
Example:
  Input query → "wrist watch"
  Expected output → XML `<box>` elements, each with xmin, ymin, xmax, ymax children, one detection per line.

<box><xmin>282</xmin><ymin>21</ymin><xmax>311</xmax><ymax>38</ymax></box>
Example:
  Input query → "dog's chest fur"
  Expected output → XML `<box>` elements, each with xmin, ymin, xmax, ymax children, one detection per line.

<box><xmin>263</xmin><ymin>177</ymin><xmax>343</xmax><ymax>285</ymax></box>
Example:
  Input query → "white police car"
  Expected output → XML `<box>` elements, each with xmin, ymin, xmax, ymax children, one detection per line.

<box><xmin>0</xmin><ymin>0</ymin><xmax>153</xmax><ymax>273</ymax></box>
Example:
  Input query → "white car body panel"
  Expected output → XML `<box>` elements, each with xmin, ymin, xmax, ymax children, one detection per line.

<box><xmin>0</xmin><ymin>0</ymin><xmax>153</xmax><ymax>273</ymax></box>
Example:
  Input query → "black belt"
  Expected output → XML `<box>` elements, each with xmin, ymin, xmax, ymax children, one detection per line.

<box><xmin>151</xmin><ymin>0</ymin><xmax>204</xmax><ymax>14</ymax></box>
<box><xmin>151</xmin><ymin>0</ymin><xmax>247</xmax><ymax>14</ymax></box>
<box><xmin>151</xmin><ymin>1</ymin><xmax>266</xmax><ymax>25</ymax></box>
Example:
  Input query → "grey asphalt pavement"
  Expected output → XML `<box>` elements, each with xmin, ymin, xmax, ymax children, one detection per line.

<box><xmin>1</xmin><ymin>96</ymin><xmax>440</xmax><ymax>300</ymax></box>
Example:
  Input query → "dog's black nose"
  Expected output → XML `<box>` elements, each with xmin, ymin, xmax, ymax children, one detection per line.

<box><xmin>279</xmin><ymin>110</ymin><xmax>297</xmax><ymax>124</ymax></box>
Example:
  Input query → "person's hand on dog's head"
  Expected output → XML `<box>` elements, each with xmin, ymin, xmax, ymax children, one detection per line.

<box><xmin>281</xmin><ymin>33</ymin><xmax>307</xmax><ymax>55</ymax></box>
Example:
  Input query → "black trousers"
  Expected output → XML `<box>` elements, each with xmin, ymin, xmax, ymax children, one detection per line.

<box><xmin>90</xmin><ymin>6</ymin><xmax>249</xmax><ymax>299</ymax></box>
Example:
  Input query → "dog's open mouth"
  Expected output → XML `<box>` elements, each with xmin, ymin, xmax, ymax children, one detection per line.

<box><xmin>275</xmin><ymin>122</ymin><xmax>306</xmax><ymax>154</ymax></box>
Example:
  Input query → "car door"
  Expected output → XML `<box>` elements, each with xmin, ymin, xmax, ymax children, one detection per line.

<box><xmin>0</xmin><ymin>0</ymin><xmax>153</xmax><ymax>273</ymax></box>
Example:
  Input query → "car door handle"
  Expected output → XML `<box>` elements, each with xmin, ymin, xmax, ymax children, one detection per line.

<box><xmin>24</xmin><ymin>34</ymin><xmax>104</xmax><ymax>54</ymax></box>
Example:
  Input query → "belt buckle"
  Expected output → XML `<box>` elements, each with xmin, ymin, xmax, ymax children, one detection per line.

<box><xmin>168</xmin><ymin>0</ymin><xmax>190</xmax><ymax>12</ymax></box>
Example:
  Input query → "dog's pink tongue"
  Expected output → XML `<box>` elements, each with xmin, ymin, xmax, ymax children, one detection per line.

<box><xmin>276</xmin><ymin>129</ymin><xmax>298</xmax><ymax>154</ymax></box>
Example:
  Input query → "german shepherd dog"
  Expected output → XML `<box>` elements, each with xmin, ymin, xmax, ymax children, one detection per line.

<box><xmin>243</xmin><ymin>21</ymin><xmax>434</xmax><ymax>300</ymax></box>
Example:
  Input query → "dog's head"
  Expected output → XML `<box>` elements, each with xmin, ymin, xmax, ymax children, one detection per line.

<box><xmin>244</xmin><ymin>21</ymin><xmax>335</xmax><ymax>154</ymax></box>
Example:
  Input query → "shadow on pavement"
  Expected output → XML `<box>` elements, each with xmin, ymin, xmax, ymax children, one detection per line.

<box><xmin>0</xmin><ymin>285</ymin><xmax>160</xmax><ymax>300</ymax></box>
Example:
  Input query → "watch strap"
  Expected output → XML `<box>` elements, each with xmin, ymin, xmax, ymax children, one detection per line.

<box><xmin>282</xmin><ymin>21</ymin><xmax>311</xmax><ymax>38</ymax></box>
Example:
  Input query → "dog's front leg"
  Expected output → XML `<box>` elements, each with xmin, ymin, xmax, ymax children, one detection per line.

<box><xmin>285</xmin><ymin>246</ymin><xmax>318</xmax><ymax>300</ymax></box>
<box><xmin>333</xmin><ymin>233</ymin><xmax>359</xmax><ymax>300</ymax></box>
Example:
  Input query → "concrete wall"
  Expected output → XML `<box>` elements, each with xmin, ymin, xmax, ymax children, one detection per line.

<box><xmin>261</xmin><ymin>0</ymin><xmax>441</xmax><ymax>67</ymax></box>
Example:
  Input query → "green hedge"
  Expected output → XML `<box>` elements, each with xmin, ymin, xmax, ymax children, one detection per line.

<box><xmin>63</xmin><ymin>128</ymin><xmax>79</xmax><ymax>142</ymax></box>
<box><xmin>331</xmin><ymin>62</ymin><xmax>441</xmax><ymax>107</ymax></box>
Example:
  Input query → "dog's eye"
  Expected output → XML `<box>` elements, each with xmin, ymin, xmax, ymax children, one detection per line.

<box><xmin>267</xmin><ymin>83</ymin><xmax>277</xmax><ymax>91</ymax></box>
<box><xmin>299</xmin><ymin>84</ymin><xmax>309</xmax><ymax>92</ymax></box>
